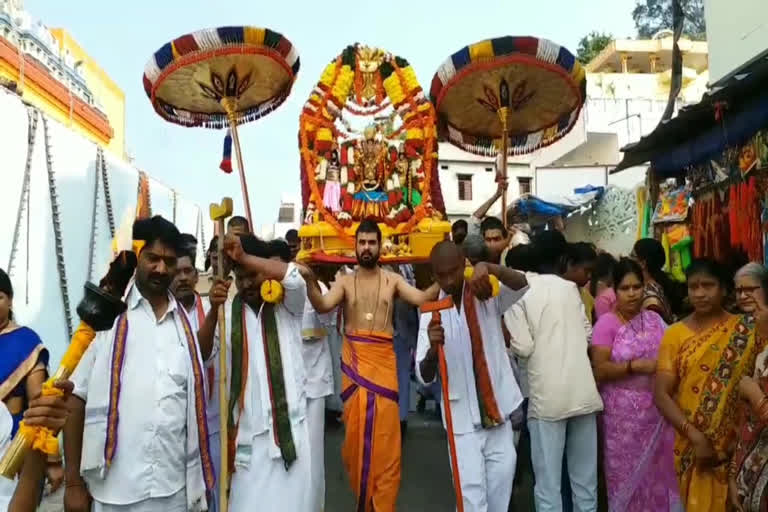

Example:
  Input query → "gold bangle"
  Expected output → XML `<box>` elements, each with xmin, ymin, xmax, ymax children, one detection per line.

<box><xmin>681</xmin><ymin>420</ymin><xmax>692</xmax><ymax>437</ymax></box>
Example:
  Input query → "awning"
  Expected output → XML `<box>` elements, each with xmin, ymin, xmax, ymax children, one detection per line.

<box><xmin>614</xmin><ymin>55</ymin><xmax>768</xmax><ymax>176</ymax></box>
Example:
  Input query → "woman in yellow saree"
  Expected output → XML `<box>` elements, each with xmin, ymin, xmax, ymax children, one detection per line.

<box><xmin>655</xmin><ymin>259</ymin><xmax>762</xmax><ymax>511</ymax></box>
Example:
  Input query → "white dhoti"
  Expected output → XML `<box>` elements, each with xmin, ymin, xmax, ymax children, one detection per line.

<box><xmin>307</xmin><ymin>397</ymin><xmax>326</xmax><ymax>511</ymax></box>
<box><xmin>91</xmin><ymin>490</ymin><xmax>187</xmax><ymax>512</ymax></box>
<box><xmin>229</xmin><ymin>421</ymin><xmax>312</xmax><ymax>512</ymax></box>
<box><xmin>453</xmin><ymin>420</ymin><xmax>517</xmax><ymax>512</ymax></box>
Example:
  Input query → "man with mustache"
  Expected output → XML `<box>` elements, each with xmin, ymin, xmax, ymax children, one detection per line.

<box><xmin>199</xmin><ymin>234</ymin><xmax>312</xmax><ymax>511</ymax></box>
<box><xmin>297</xmin><ymin>218</ymin><xmax>440</xmax><ymax>512</ymax></box>
<box><xmin>64</xmin><ymin>216</ymin><xmax>215</xmax><ymax>512</ymax></box>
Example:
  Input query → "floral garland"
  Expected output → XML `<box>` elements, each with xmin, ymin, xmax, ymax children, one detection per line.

<box><xmin>299</xmin><ymin>44</ymin><xmax>437</xmax><ymax>237</ymax></box>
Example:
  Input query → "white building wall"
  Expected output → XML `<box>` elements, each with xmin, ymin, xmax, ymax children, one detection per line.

<box><xmin>705</xmin><ymin>0</ymin><xmax>768</xmax><ymax>85</ymax></box>
<box><xmin>584</xmin><ymin>97</ymin><xmax>675</xmax><ymax>149</ymax></box>
<box><xmin>439</xmin><ymin>159</ymin><xmax>533</xmax><ymax>221</ymax></box>
<box><xmin>0</xmin><ymin>90</ymin><xmax>207</xmax><ymax>366</ymax></box>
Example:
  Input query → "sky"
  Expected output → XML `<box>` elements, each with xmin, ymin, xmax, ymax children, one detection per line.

<box><xmin>26</xmin><ymin>0</ymin><xmax>637</xmax><ymax>228</ymax></box>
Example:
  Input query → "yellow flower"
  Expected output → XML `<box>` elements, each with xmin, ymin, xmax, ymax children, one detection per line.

<box><xmin>320</xmin><ymin>62</ymin><xmax>337</xmax><ymax>87</ymax></box>
<box><xmin>317</xmin><ymin>127</ymin><xmax>333</xmax><ymax>142</ymax></box>
<box><xmin>463</xmin><ymin>267</ymin><xmax>500</xmax><ymax>297</ymax></box>
<box><xmin>261</xmin><ymin>280</ymin><xmax>284</xmax><ymax>303</ymax></box>
<box><xmin>383</xmin><ymin>74</ymin><xmax>405</xmax><ymax>105</ymax></box>
<box><xmin>406</xmin><ymin>128</ymin><xmax>424</xmax><ymax>140</ymax></box>
<box><xmin>331</xmin><ymin>66</ymin><xmax>354</xmax><ymax>105</ymax></box>
<box><xmin>417</xmin><ymin>102</ymin><xmax>432</xmax><ymax>113</ymax></box>
<box><xmin>401</xmin><ymin>66</ymin><xmax>419</xmax><ymax>93</ymax></box>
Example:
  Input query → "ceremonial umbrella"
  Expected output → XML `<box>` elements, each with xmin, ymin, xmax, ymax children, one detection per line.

<box><xmin>143</xmin><ymin>26</ymin><xmax>300</xmax><ymax>228</ymax></box>
<box><xmin>430</xmin><ymin>36</ymin><xmax>586</xmax><ymax>226</ymax></box>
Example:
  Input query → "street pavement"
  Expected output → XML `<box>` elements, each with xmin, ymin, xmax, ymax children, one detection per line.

<box><xmin>325</xmin><ymin>413</ymin><xmax>457</xmax><ymax>510</ymax></box>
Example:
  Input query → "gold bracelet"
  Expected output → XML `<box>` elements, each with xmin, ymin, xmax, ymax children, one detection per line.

<box><xmin>681</xmin><ymin>420</ymin><xmax>692</xmax><ymax>438</ymax></box>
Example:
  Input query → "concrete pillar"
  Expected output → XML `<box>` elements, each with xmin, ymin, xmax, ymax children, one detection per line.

<box><xmin>649</xmin><ymin>54</ymin><xmax>659</xmax><ymax>73</ymax></box>
<box><xmin>620</xmin><ymin>53</ymin><xmax>630</xmax><ymax>73</ymax></box>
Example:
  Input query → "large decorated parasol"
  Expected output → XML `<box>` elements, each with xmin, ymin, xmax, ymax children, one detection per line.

<box><xmin>142</xmin><ymin>26</ymin><xmax>299</xmax><ymax>512</ymax></box>
<box><xmin>430</xmin><ymin>36</ymin><xmax>586</xmax><ymax>226</ymax></box>
<box><xmin>143</xmin><ymin>26</ymin><xmax>300</xmax><ymax>227</ymax></box>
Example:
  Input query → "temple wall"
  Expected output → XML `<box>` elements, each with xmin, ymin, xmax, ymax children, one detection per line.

<box><xmin>0</xmin><ymin>90</ymin><xmax>207</xmax><ymax>366</ymax></box>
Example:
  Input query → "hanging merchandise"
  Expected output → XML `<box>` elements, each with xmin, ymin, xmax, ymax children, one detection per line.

<box><xmin>729</xmin><ymin>176</ymin><xmax>762</xmax><ymax>262</ymax></box>
<box><xmin>737</xmin><ymin>130</ymin><xmax>768</xmax><ymax>179</ymax></box>
<box><xmin>636</xmin><ymin>187</ymin><xmax>652</xmax><ymax>240</ymax></box>
<box><xmin>666</xmin><ymin>224</ymin><xmax>693</xmax><ymax>280</ymax></box>
<box><xmin>653</xmin><ymin>185</ymin><xmax>691</xmax><ymax>224</ymax></box>
<box><xmin>691</xmin><ymin>190</ymin><xmax>730</xmax><ymax>261</ymax></box>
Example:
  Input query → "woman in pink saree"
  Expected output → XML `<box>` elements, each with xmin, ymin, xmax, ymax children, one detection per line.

<box><xmin>590</xmin><ymin>258</ymin><xmax>681</xmax><ymax>511</ymax></box>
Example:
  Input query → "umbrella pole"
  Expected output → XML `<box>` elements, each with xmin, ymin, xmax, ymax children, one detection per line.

<box><xmin>497</xmin><ymin>107</ymin><xmax>509</xmax><ymax>229</ymax></box>
<box><xmin>222</xmin><ymin>98</ymin><xmax>254</xmax><ymax>230</ymax></box>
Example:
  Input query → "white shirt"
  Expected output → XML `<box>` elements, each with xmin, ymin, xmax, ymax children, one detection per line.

<box><xmin>0</xmin><ymin>402</ymin><xmax>14</xmax><ymax>509</ymax></box>
<box><xmin>183</xmin><ymin>295</ymin><xmax>223</xmax><ymax>437</ymax></box>
<box><xmin>218</xmin><ymin>264</ymin><xmax>307</xmax><ymax>461</ymax></box>
<box><xmin>415</xmin><ymin>283</ymin><xmax>526</xmax><ymax>434</ymax></box>
<box><xmin>71</xmin><ymin>286</ymin><xmax>190</xmax><ymax>505</ymax></box>
<box><xmin>301</xmin><ymin>282</ymin><xmax>334</xmax><ymax>400</ymax></box>
<box><xmin>505</xmin><ymin>273</ymin><xmax>603</xmax><ymax>421</ymax></box>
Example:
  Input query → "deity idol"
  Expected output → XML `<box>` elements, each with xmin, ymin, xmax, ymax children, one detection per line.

<box><xmin>344</xmin><ymin>125</ymin><xmax>392</xmax><ymax>220</ymax></box>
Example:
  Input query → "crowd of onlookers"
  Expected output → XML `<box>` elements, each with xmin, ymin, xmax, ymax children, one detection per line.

<box><xmin>444</xmin><ymin>191</ymin><xmax>768</xmax><ymax>511</ymax></box>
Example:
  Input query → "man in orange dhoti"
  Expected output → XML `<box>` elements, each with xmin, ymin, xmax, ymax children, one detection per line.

<box><xmin>298</xmin><ymin>219</ymin><xmax>439</xmax><ymax>511</ymax></box>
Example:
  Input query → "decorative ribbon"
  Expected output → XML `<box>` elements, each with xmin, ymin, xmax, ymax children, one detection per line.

<box><xmin>105</xmin><ymin>302</ymin><xmax>215</xmax><ymax>490</ymax></box>
<box><xmin>463</xmin><ymin>289</ymin><xmax>503</xmax><ymax>428</ymax></box>
<box><xmin>228</xmin><ymin>296</ymin><xmax>295</xmax><ymax>470</ymax></box>
<box><xmin>227</xmin><ymin>295</ymin><xmax>248</xmax><ymax>473</ymax></box>
<box><xmin>220</xmin><ymin>130</ymin><xmax>233</xmax><ymax>174</ymax></box>
<box><xmin>261</xmin><ymin>303</ymin><xmax>296</xmax><ymax>469</ymax></box>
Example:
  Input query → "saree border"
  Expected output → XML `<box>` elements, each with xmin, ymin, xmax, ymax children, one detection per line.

<box><xmin>0</xmin><ymin>344</ymin><xmax>46</xmax><ymax>402</ymax></box>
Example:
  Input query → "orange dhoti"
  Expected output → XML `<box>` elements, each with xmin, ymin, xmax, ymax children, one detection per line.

<box><xmin>341</xmin><ymin>331</ymin><xmax>401</xmax><ymax>512</ymax></box>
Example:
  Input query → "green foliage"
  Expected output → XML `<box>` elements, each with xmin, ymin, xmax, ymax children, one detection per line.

<box><xmin>632</xmin><ymin>0</ymin><xmax>707</xmax><ymax>40</ymax></box>
<box><xmin>576</xmin><ymin>31</ymin><xmax>613</xmax><ymax>65</ymax></box>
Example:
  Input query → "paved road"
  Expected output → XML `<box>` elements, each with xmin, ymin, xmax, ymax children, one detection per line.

<box><xmin>325</xmin><ymin>414</ymin><xmax>457</xmax><ymax>510</ymax></box>
<box><xmin>41</xmin><ymin>411</ymin><xmax>536</xmax><ymax>512</ymax></box>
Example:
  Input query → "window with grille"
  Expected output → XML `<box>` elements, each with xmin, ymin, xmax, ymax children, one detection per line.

<box><xmin>518</xmin><ymin>177</ymin><xmax>532</xmax><ymax>196</ymax></box>
<box><xmin>458</xmin><ymin>174</ymin><xmax>473</xmax><ymax>201</ymax></box>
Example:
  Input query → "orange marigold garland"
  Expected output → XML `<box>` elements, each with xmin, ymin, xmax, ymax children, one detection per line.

<box><xmin>299</xmin><ymin>45</ymin><xmax>440</xmax><ymax>240</ymax></box>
